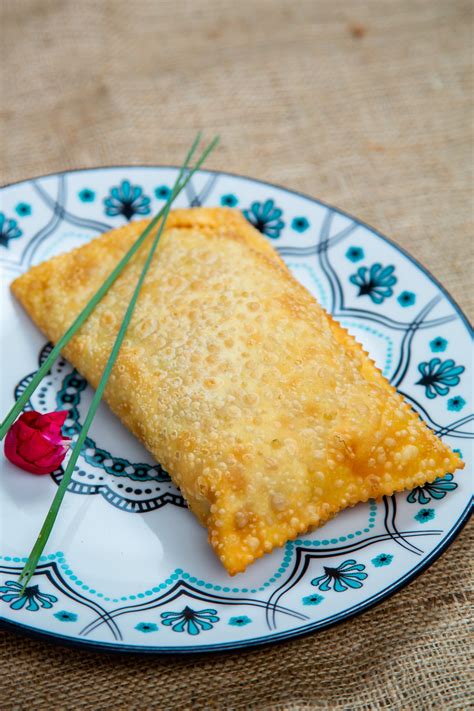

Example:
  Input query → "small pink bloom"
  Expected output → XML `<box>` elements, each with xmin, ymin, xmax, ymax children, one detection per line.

<box><xmin>4</xmin><ymin>411</ymin><xmax>70</xmax><ymax>475</ymax></box>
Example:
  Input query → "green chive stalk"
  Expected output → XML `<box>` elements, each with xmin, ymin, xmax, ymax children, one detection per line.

<box><xmin>0</xmin><ymin>133</ymin><xmax>219</xmax><ymax>440</ymax></box>
<box><xmin>17</xmin><ymin>136</ymin><xmax>219</xmax><ymax>590</ymax></box>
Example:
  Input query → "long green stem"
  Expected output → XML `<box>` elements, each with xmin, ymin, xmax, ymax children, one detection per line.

<box><xmin>17</xmin><ymin>136</ymin><xmax>219</xmax><ymax>590</ymax></box>
<box><xmin>0</xmin><ymin>132</ymin><xmax>219</xmax><ymax>440</ymax></box>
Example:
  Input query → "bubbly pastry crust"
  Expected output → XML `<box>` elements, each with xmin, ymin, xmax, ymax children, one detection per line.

<box><xmin>11</xmin><ymin>208</ymin><xmax>464</xmax><ymax>574</ymax></box>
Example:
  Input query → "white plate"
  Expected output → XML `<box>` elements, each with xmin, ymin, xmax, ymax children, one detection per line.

<box><xmin>0</xmin><ymin>167</ymin><xmax>472</xmax><ymax>653</ymax></box>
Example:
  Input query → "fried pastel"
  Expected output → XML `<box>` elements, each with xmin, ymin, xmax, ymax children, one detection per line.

<box><xmin>11</xmin><ymin>208</ymin><xmax>463</xmax><ymax>574</ymax></box>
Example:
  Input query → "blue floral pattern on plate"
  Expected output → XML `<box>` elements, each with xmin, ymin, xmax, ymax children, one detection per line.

<box><xmin>302</xmin><ymin>593</ymin><xmax>324</xmax><ymax>605</ymax></box>
<box><xmin>104</xmin><ymin>180</ymin><xmax>151</xmax><ymax>220</ymax></box>
<box><xmin>243</xmin><ymin>199</ymin><xmax>284</xmax><ymax>238</ymax></box>
<box><xmin>78</xmin><ymin>189</ymin><xmax>96</xmax><ymax>203</ymax></box>
<box><xmin>311</xmin><ymin>560</ymin><xmax>368</xmax><ymax>592</ymax></box>
<box><xmin>349</xmin><ymin>263</ymin><xmax>397</xmax><ymax>304</ymax></box>
<box><xmin>228</xmin><ymin>615</ymin><xmax>251</xmax><ymax>626</ymax></box>
<box><xmin>155</xmin><ymin>185</ymin><xmax>171</xmax><ymax>200</ymax></box>
<box><xmin>135</xmin><ymin>622</ymin><xmax>158</xmax><ymax>633</ymax></box>
<box><xmin>414</xmin><ymin>508</ymin><xmax>436</xmax><ymax>524</ymax></box>
<box><xmin>0</xmin><ymin>213</ymin><xmax>22</xmax><ymax>248</ymax></box>
<box><xmin>447</xmin><ymin>396</ymin><xmax>466</xmax><ymax>412</ymax></box>
<box><xmin>371</xmin><ymin>553</ymin><xmax>393</xmax><ymax>567</ymax></box>
<box><xmin>291</xmin><ymin>216</ymin><xmax>309</xmax><ymax>233</ymax></box>
<box><xmin>397</xmin><ymin>291</ymin><xmax>416</xmax><ymax>307</ymax></box>
<box><xmin>429</xmin><ymin>337</ymin><xmax>448</xmax><ymax>353</ymax></box>
<box><xmin>407</xmin><ymin>474</ymin><xmax>457</xmax><ymax>505</ymax></box>
<box><xmin>161</xmin><ymin>607</ymin><xmax>219</xmax><ymax>635</ymax></box>
<box><xmin>15</xmin><ymin>202</ymin><xmax>32</xmax><ymax>217</ymax></box>
<box><xmin>345</xmin><ymin>246</ymin><xmax>364</xmax><ymax>262</ymax></box>
<box><xmin>416</xmin><ymin>358</ymin><xmax>465</xmax><ymax>399</ymax></box>
<box><xmin>220</xmin><ymin>193</ymin><xmax>239</xmax><ymax>207</ymax></box>
<box><xmin>54</xmin><ymin>610</ymin><xmax>78</xmax><ymax>622</ymax></box>
<box><xmin>0</xmin><ymin>581</ymin><xmax>57</xmax><ymax>611</ymax></box>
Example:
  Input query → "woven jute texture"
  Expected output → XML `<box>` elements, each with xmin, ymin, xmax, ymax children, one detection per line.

<box><xmin>1</xmin><ymin>0</ymin><xmax>472</xmax><ymax>708</ymax></box>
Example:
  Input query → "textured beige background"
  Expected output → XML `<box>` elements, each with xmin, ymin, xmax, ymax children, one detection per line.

<box><xmin>0</xmin><ymin>0</ymin><xmax>472</xmax><ymax>709</ymax></box>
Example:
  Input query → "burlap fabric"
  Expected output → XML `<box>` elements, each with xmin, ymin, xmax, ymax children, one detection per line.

<box><xmin>1</xmin><ymin>0</ymin><xmax>472</xmax><ymax>708</ymax></box>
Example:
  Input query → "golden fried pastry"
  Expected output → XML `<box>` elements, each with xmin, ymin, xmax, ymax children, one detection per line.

<box><xmin>11</xmin><ymin>208</ymin><xmax>463</xmax><ymax>574</ymax></box>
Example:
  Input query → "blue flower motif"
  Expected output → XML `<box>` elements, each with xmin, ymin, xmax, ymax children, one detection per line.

<box><xmin>135</xmin><ymin>622</ymin><xmax>158</xmax><ymax>633</ymax></box>
<box><xmin>54</xmin><ymin>610</ymin><xmax>78</xmax><ymax>622</ymax></box>
<box><xmin>155</xmin><ymin>185</ymin><xmax>171</xmax><ymax>200</ymax></box>
<box><xmin>429</xmin><ymin>337</ymin><xmax>448</xmax><ymax>353</ymax></box>
<box><xmin>15</xmin><ymin>202</ymin><xmax>32</xmax><ymax>217</ymax></box>
<box><xmin>407</xmin><ymin>474</ymin><xmax>457</xmax><ymax>505</ymax></box>
<box><xmin>0</xmin><ymin>581</ymin><xmax>57</xmax><ymax>611</ymax></box>
<box><xmin>0</xmin><ymin>213</ymin><xmax>23</xmax><ymax>248</ymax></box>
<box><xmin>345</xmin><ymin>246</ymin><xmax>365</xmax><ymax>263</ymax></box>
<box><xmin>243</xmin><ymin>199</ymin><xmax>284</xmax><ymax>238</ymax></box>
<box><xmin>415</xmin><ymin>508</ymin><xmax>435</xmax><ymax>524</ymax></box>
<box><xmin>371</xmin><ymin>553</ymin><xmax>393</xmax><ymax>568</ymax></box>
<box><xmin>416</xmin><ymin>358</ymin><xmax>465</xmax><ymax>399</ymax></box>
<box><xmin>291</xmin><ymin>216</ymin><xmax>309</xmax><ymax>233</ymax></box>
<box><xmin>397</xmin><ymin>291</ymin><xmax>416</xmax><ymax>307</ymax></box>
<box><xmin>228</xmin><ymin>615</ymin><xmax>251</xmax><ymax>626</ymax></box>
<box><xmin>220</xmin><ymin>193</ymin><xmax>239</xmax><ymax>207</ymax></box>
<box><xmin>349</xmin><ymin>263</ymin><xmax>397</xmax><ymax>304</ymax></box>
<box><xmin>447</xmin><ymin>396</ymin><xmax>466</xmax><ymax>412</ymax></box>
<box><xmin>104</xmin><ymin>180</ymin><xmax>151</xmax><ymax>220</ymax></box>
<box><xmin>161</xmin><ymin>606</ymin><xmax>219</xmax><ymax>635</ymax></box>
<box><xmin>311</xmin><ymin>559</ymin><xmax>368</xmax><ymax>593</ymax></box>
<box><xmin>78</xmin><ymin>188</ymin><xmax>96</xmax><ymax>203</ymax></box>
<box><xmin>302</xmin><ymin>593</ymin><xmax>324</xmax><ymax>605</ymax></box>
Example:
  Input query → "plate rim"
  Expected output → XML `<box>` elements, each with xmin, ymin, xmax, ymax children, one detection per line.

<box><xmin>1</xmin><ymin>498</ymin><xmax>472</xmax><ymax>655</ymax></box>
<box><xmin>1</xmin><ymin>164</ymin><xmax>472</xmax><ymax>654</ymax></box>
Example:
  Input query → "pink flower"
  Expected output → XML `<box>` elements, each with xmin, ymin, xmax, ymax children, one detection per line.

<box><xmin>4</xmin><ymin>411</ymin><xmax>70</xmax><ymax>475</ymax></box>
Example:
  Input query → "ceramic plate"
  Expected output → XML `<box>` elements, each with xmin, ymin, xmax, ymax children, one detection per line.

<box><xmin>0</xmin><ymin>167</ymin><xmax>472</xmax><ymax>653</ymax></box>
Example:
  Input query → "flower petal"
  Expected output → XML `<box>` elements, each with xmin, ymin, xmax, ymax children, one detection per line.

<box><xmin>1</xmin><ymin>580</ymin><xmax>22</xmax><ymax>591</ymax></box>
<box><xmin>342</xmin><ymin>577</ymin><xmax>364</xmax><ymax>589</ymax></box>
<box><xmin>195</xmin><ymin>619</ymin><xmax>213</xmax><ymax>631</ymax></box>
<box><xmin>10</xmin><ymin>596</ymin><xmax>29</xmax><ymax>610</ymax></box>
<box><xmin>26</xmin><ymin>596</ymin><xmax>40</xmax><ymax>611</ymax></box>
<box><xmin>131</xmin><ymin>186</ymin><xmax>142</xmax><ymax>201</ymax></box>
<box><xmin>339</xmin><ymin>559</ymin><xmax>357</xmax><ymax>570</ymax></box>
<box><xmin>172</xmin><ymin>618</ymin><xmax>188</xmax><ymax>633</ymax></box>
<box><xmin>260</xmin><ymin>200</ymin><xmax>274</xmax><ymax>219</ymax></box>
<box><xmin>370</xmin><ymin>291</ymin><xmax>387</xmax><ymax>305</ymax></box>
<box><xmin>0</xmin><ymin>593</ymin><xmax>21</xmax><ymax>603</ymax></box>
<box><xmin>333</xmin><ymin>578</ymin><xmax>347</xmax><ymax>592</ymax></box>
<box><xmin>161</xmin><ymin>612</ymin><xmax>181</xmax><ymax>623</ymax></box>
<box><xmin>418</xmin><ymin>490</ymin><xmax>431</xmax><ymax>505</ymax></box>
<box><xmin>121</xmin><ymin>181</ymin><xmax>131</xmax><ymax>199</ymax></box>
<box><xmin>318</xmin><ymin>577</ymin><xmax>332</xmax><ymax>592</ymax></box>
<box><xmin>186</xmin><ymin>619</ymin><xmax>201</xmax><ymax>635</ymax></box>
